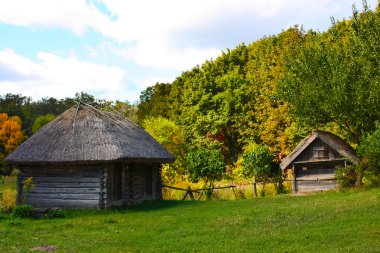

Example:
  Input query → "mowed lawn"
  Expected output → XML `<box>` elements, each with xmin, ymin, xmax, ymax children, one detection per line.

<box><xmin>0</xmin><ymin>188</ymin><xmax>379</xmax><ymax>253</ymax></box>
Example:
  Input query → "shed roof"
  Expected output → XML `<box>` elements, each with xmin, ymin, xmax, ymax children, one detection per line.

<box><xmin>5</xmin><ymin>103</ymin><xmax>175</xmax><ymax>165</ymax></box>
<box><xmin>280</xmin><ymin>130</ymin><xmax>358</xmax><ymax>170</ymax></box>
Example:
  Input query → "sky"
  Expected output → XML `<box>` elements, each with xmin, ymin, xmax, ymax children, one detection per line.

<box><xmin>0</xmin><ymin>0</ymin><xmax>378</xmax><ymax>103</ymax></box>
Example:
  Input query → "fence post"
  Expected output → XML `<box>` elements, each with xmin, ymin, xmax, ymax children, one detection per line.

<box><xmin>292</xmin><ymin>164</ymin><xmax>297</xmax><ymax>193</ymax></box>
<box><xmin>253</xmin><ymin>177</ymin><xmax>258</xmax><ymax>197</ymax></box>
<box><xmin>181</xmin><ymin>186</ymin><xmax>195</xmax><ymax>200</ymax></box>
<box><xmin>231</xmin><ymin>186</ymin><xmax>237</xmax><ymax>200</ymax></box>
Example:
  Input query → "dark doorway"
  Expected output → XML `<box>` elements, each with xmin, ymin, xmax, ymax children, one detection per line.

<box><xmin>112</xmin><ymin>163</ymin><xmax>123</xmax><ymax>201</ymax></box>
<box><xmin>144</xmin><ymin>166</ymin><xmax>153</xmax><ymax>197</ymax></box>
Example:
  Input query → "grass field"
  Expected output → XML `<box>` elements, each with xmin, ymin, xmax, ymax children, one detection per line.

<box><xmin>0</xmin><ymin>188</ymin><xmax>379</xmax><ymax>252</ymax></box>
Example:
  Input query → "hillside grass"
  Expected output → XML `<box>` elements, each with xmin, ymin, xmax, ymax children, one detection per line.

<box><xmin>0</xmin><ymin>188</ymin><xmax>379</xmax><ymax>252</ymax></box>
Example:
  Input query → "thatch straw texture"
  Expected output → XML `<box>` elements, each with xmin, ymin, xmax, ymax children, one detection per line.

<box><xmin>280</xmin><ymin>130</ymin><xmax>358</xmax><ymax>170</ymax></box>
<box><xmin>5</xmin><ymin>103</ymin><xmax>175</xmax><ymax>165</ymax></box>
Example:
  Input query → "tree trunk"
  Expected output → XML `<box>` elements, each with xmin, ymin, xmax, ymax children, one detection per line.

<box><xmin>355</xmin><ymin>169</ymin><xmax>363</xmax><ymax>189</ymax></box>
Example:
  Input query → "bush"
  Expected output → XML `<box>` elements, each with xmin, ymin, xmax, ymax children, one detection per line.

<box><xmin>336</xmin><ymin>165</ymin><xmax>357</xmax><ymax>190</ymax></box>
<box><xmin>183</xmin><ymin>149</ymin><xmax>226</xmax><ymax>199</ymax></box>
<box><xmin>358</xmin><ymin>125</ymin><xmax>380</xmax><ymax>185</ymax></box>
<box><xmin>0</xmin><ymin>189</ymin><xmax>16</xmax><ymax>212</ymax></box>
<box><xmin>12</xmin><ymin>205</ymin><xmax>35</xmax><ymax>218</ymax></box>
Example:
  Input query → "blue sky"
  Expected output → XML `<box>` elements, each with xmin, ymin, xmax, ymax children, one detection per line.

<box><xmin>0</xmin><ymin>0</ymin><xmax>377</xmax><ymax>103</ymax></box>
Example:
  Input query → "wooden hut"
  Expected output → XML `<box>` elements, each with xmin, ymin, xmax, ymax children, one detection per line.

<box><xmin>280</xmin><ymin>130</ymin><xmax>358</xmax><ymax>193</ymax></box>
<box><xmin>5</xmin><ymin>103</ymin><xmax>175</xmax><ymax>209</ymax></box>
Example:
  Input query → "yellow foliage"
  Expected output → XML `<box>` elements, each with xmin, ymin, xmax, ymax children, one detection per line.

<box><xmin>0</xmin><ymin>189</ymin><xmax>17</xmax><ymax>211</ymax></box>
<box><xmin>0</xmin><ymin>113</ymin><xmax>26</xmax><ymax>165</ymax></box>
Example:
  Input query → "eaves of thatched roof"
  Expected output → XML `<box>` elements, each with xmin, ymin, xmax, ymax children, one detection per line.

<box><xmin>280</xmin><ymin>130</ymin><xmax>358</xmax><ymax>170</ymax></box>
<box><xmin>5</xmin><ymin>103</ymin><xmax>175</xmax><ymax>165</ymax></box>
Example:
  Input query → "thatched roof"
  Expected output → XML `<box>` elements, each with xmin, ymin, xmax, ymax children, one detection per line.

<box><xmin>280</xmin><ymin>130</ymin><xmax>358</xmax><ymax>170</ymax></box>
<box><xmin>5</xmin><ymin>103</ymin><xmax>175</xmax><ymax>165</ymax></box>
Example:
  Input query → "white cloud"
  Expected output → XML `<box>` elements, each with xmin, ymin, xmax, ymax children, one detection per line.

<box><xmin>0</xmin><ymin>0</ymin><xmax>377</xmax><ymax>71</ymax></box>
<box><xmin>117</xmin><ymin>36</ymin><xmax>221</xmax><ymax>70</ymax></box>
<box><xmin>0</xmin><ymin>0</ymin><xmax>378</xmax><ymax>102</ymax></box>
<box><xmin>0</xmin><ymin>49</ymin><xmax>128</xmax><ymax>100</ymax></box>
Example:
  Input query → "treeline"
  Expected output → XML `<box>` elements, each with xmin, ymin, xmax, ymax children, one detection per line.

<box><xmin>137</xmin><ymin>2</ymin><xmax>380</xmax><ymax>185</ymax></box>
<box><xmin>0</xmin><ymin>92</ymin><xmax>138</xmax><ymax>137</ymax></box>
<box><xmin>0</xmin><ymin>93</ymin><xmax>138</xmax><ymax>175</ymax></box>
<box><xmin>1</xmin><ymin>2</ymin><xmax>379</xmax><ymax>187</ymax></box>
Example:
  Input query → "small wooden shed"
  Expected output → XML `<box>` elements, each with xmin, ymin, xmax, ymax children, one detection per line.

<box><xmin>5</xmin><ymin>103</ymin><xmax>175</xmax><ymax>209</ymax></box>
<box><xmin>280</xmin><ymin>130</ymin><xmax>358</xmax><ymax>193</ymax></box>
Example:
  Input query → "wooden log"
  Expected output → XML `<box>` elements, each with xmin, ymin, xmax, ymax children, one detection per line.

<box><xmin>30</xmin><ymin>188</ymin><xmax>100</xmax><ymax>194</ymax></box>
<box><xmin>231</xmin><ymin>186</ymin><xmax>237</xmax><ymax>200</ymax></box>
<box><xmin>35</xmin><ymin>183</ymin><xmax>100</xmax><ymax>188</ymax></box>
<box><xmin>30</xmin><ymin>177</ymin><xmax>100</xmax><ymax>183</ymax></box>
<box><xmin>162</xmin><ymin>184</ymin><xmax>200</xmax><ymax>193</ymax></box>
<box><xmin>27</xmin><ymin>198</ymin><xmax>99</xmax><ymax>208</ymax></box>
<box><xmin>28</xmin><ymin>193</ymin><xmax>100</xmax><ymax>200</ymax></box>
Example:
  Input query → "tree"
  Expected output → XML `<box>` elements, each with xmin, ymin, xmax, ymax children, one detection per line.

<box><xmin>143</xmin><ymin>117</ymin><xmax>186</xmax><ymax>184</ymax></box>
<box><xmin>0</xmin><ymin>113</ymin><xmax>26</xmax><ymax>175</ymax></box>
<box><xmin>279</xmin><ymin>2</ymin><xmax>380</xmax><ymax>145</ymax></box>
<box><xmin>241</xmin><ymin>143</ymin><xmax>276</xmax><ymax>196</ymax></box>
<box><xmin>137</xmin><ymin>83</ymin><xmax>172</xmax><ymax>123</ymax></box>
<box><xmin>183</xmin><ymin>149</ymin><xmax>226</xmax><ymax>198</ymax></box>
<box><xmin>32</xmin><ymin>114</ymin><xmax>55</xmax><ymax>133</ymax></box>
<box><xmin>357</xmin><ymin>124</ymin><xmax>380</xmax><ymax>184</ymax></box>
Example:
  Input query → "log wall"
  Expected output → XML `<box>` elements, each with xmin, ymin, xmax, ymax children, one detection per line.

<box><xmin>19</xmin><ymin>165</ymin><xmax>103</xmax><ymax>209</ymax></box>
<box><xmin>18</xmin><ymin>162</ymin><xmax>163</xmax><ymax>209</ymax></box>
<box><xmin>123</xmin><ymin>163</ymin><xmax>162</xmax><ymax>205</ymax></box>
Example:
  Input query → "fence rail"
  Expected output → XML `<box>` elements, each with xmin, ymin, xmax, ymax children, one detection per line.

<box><xmin>162</xmin><ymin>184</ymin><xmax>237</xmax><ymax>200</ymax></box>
<box><xmin>163</xmin><ymin>177</ymin><xmax>337</xmax><ymax>199</ymax></box>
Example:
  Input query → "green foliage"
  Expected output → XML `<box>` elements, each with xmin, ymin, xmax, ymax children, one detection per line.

<box><xmin>241</xmin><ymin>144</ymin><xmax>274</xmax><ymax>180</ymax></box>
<box><xmin>143</xmin><ymin>117</ymin><xmax>186</xmax><ymax>159</ymax></box>
<box><xmin>21</xmin><ymin>177</ymin><xmax>34</xmax><ymax>205</ymax></box>
<box><xmin>32</xmin><ymin>114</ymin><xmax>55</xmax><ymax>133</ymax></box>
<box><xmin>44</xmin><ymin>209</ymin><xmax>65</xmax><ymax>219</ymax></box>
<box><xmin>11</xmin><ymin>204</ymin><xmax>35</xmax><ymax>218</ymax></box>
<box><xmin>184</xmin><ymin>149</ymin><xmax>226</xmax><ymax>191</ymax></box>
<box><xmin>335</xmin><ymin>165</ymin><xmax>357</xmax><ymax>190</ymax></box>
<box><xmin>143</xmin><ymin>117</ymin><xmax>186</xmax><ymax>184</ymax></box>
<box><xmin>279</xmin><ymin>2</ymin><xmax>380</xmax><ymax>144</ymax></box>
<box><xmin>137</xmin><ymin>83</ymin><xmax>172</xmax><ymax>123</ymax></box>
<box><xmin>358</xmin><ymin>124</ymin><xmax>380</xmax><ymax>176</ymax></box>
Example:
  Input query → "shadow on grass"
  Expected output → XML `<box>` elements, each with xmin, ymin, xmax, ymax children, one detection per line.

<box><xmin>63</xmin><ymin>200</ymin><xmax>205</xmax><ymax>218</ymax></box>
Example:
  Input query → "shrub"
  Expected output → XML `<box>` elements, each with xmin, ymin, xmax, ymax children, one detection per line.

<box><xmin>336</xmin><ymin>165</ymin><xmax>357</xmax><ymax>190</ymax></box>
<box><xmin>241</xmin><ymin>144</ymin><xmax>277</xmax><ymax>196</ymax></box>
<box><xmin>357</xmin><ymin>125</ymin><xmax>380</xmax><ymax>186</ymax></box>
<box><xmin>184</xmin><ymin>149</ymin><xmax>226</xmax><ymax>199</ymax></box>
<box><xmin>21</xmin><ymin>177</ymin><xmax>35</xmax><ymax>204</ymax></box>
<box><xmin>12</xmin><ymin>205</ymin><xmax>35</xmax><ymax>218</ymax></box>
<box><xmin>0</xmin><ymin>189</ymin><xmax>17</xmax><ymax>211</ymax></box>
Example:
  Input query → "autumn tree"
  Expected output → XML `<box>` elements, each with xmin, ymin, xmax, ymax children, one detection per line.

<box><xmin>0</xmin><ymin>113</ymin><xmax>26</xmax><ymax>175</ymax></box>
<box><xmin>143</xmin><ymin>117</ymin><xmax>186</xmax><ymax>184</ymax></box>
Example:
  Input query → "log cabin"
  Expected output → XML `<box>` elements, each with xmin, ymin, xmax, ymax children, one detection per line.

<box><xmin>280</xmin><ymin>130</ymin><xmax>358</xmax><ymax>193</ymax></box>
<box><xmin>5</xmin><ymin>103</ymin><xmax>175</xmax><ymax>209</ymax></box>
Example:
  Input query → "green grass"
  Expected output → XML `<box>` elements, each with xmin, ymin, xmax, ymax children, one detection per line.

<box><xmin>0</xmin><ymin>188</ymin><xmax>379</xmax><ymax>252</ymax></box>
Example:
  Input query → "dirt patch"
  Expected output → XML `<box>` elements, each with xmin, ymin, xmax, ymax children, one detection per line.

<box><xmin>30</xmin><ymin>245</ymin><xmax>56</xmax><ymax>252</ymax></box>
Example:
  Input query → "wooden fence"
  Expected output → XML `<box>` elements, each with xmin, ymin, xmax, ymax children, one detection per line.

<box><xmin>163</xmin><ymin>177</ymin><xmax>337</xmax><ymax>200</ymax></box>
<box><xmin>162</xmin><ymin>184</ymin><xmax>237</xmax><ymax>200</ymax></box>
